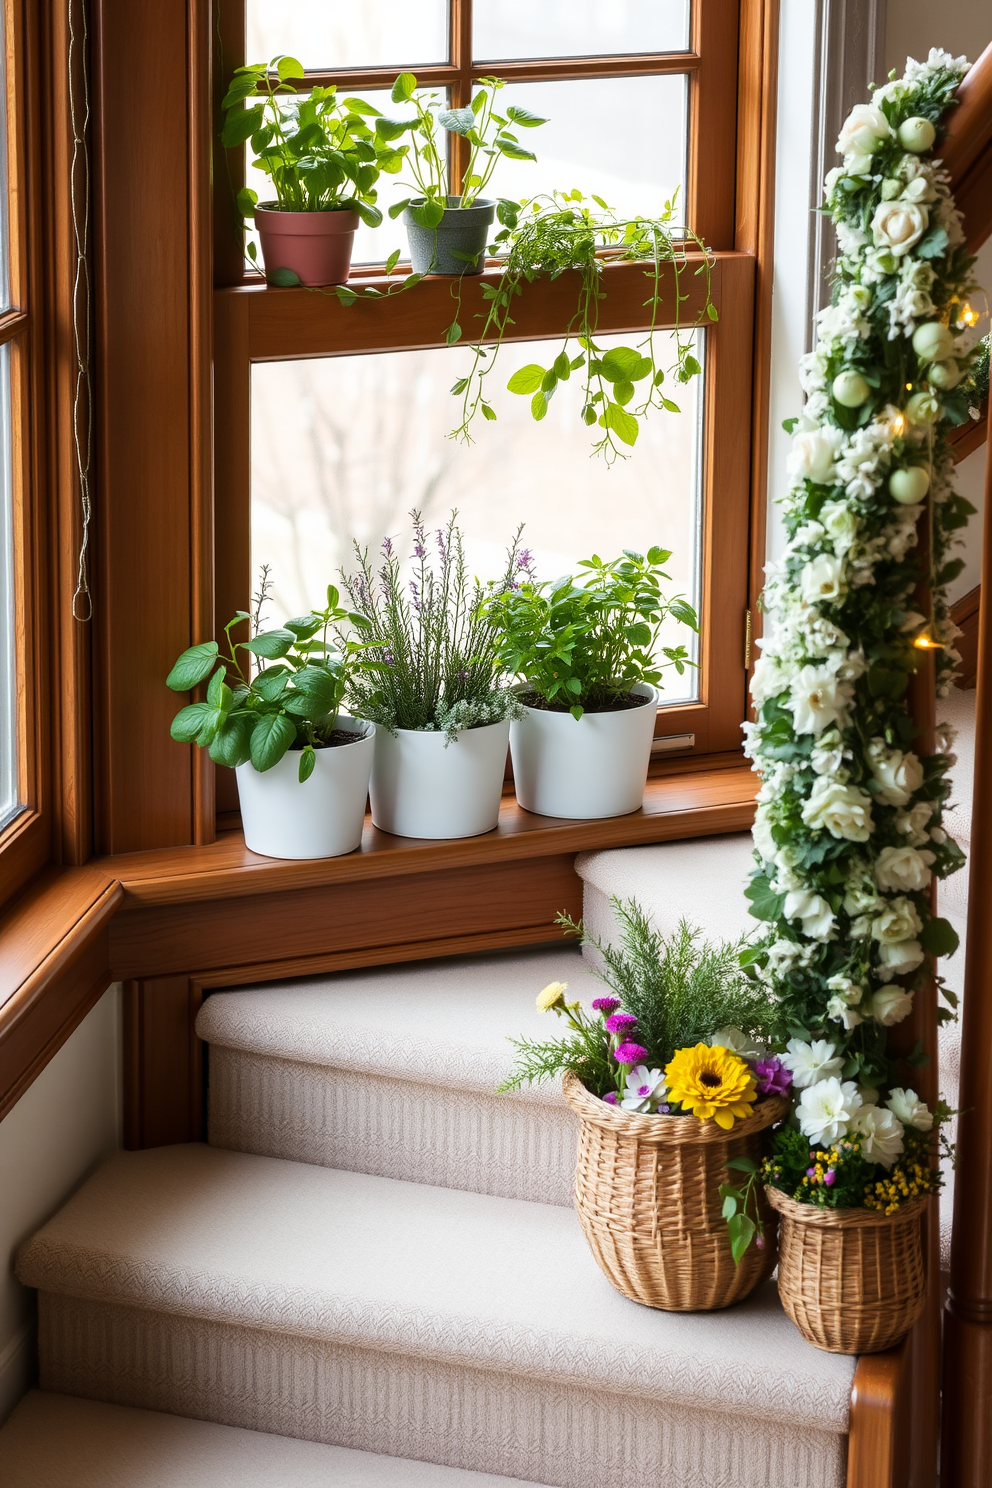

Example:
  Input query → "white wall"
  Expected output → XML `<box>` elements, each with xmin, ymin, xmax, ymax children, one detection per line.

<box><xmin>0</xmin><ymin>985</ymin><xmax>122</xmax><ymax>1423</ymax></box>
<box><xmin>765</xmin><ymin>2</ymin><xmax>991</xmax><ymax>600</ymax></box>
<box><xmin>884</xmin><ymin>3</ymin><xmax>992</xmax><ymax>604</ymax></box>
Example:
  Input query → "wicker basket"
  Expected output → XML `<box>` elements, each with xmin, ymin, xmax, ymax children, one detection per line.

<box><xmin>562</xmin><ymin>1071</ymin><xmax>788</xmax><ymax>1311</ymax></box>
<box><xmin>764</xmin><ymin>1186</ymin><xmax>928</xmax><ymax>1354</ymax></box>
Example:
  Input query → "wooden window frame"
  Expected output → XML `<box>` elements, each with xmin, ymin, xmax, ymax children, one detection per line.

<box><xmin>211</xmin><ymin>0</ymin><xmax>751</xmax><ymax>826</ymax></box>
<box><xmin>0</xmin><ymin>0</ymin><xmax>51</xmax><ymax>908</ymax></box>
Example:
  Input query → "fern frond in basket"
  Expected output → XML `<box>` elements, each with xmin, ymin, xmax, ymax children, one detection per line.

<box><xmin>562</xmin><ymin>901</ymin><xmax>778</xmax><ymax>1068</ymax></box>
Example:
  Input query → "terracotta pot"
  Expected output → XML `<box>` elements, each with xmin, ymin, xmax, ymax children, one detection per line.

<box><xmin>255</xmin><ymin>203</ymin><xmax>360</xmax><ymax>287</ymax></box>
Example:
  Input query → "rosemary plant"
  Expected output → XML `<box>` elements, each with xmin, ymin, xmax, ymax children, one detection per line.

<box><xmin>343</xmin><ymin>510</ymin><xmax>527</xmax><ymax>738</ymax></box>
<box><xmin>446</xmin><ymin>191</ymin><xmax>716</xmax><ymax>461</ymax></box>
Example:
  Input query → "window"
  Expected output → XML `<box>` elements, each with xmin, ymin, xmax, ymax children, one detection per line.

<box><xmin>214</xmin><ymin>0</ymin><xmax>751</xmax><ymax>819</ymax></box>
<box><xmin>0</xmin><ymin>0</ymin><xmax>43</xmax><ymax>892</ymax></box>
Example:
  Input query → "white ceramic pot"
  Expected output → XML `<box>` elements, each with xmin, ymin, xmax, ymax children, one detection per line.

<box><xmin>236</xmin><ymin>718</ymin><xmax>374</xmax><ymax>859</ymax></box>
<box><xmin>370</xmin><ymin>718</ymin><xmax>511</xmax><ymax>839</ymax></box>
<box><xmin>509</xmin><ymin>683</ymin><xmax>659</xmax><ymax>819</ymax></box>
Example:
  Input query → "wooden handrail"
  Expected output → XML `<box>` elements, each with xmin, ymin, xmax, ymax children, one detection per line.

<box><xmin>942</xmin><ymin>41</ymin><xmax>992</xmax><ymax>194</ymax></box>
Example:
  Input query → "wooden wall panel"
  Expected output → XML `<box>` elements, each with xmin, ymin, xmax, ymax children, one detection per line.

<box><xmin>91</xmin><ymin>0</ymin><xmax>196</xmax><ymax>853</ymax></box>
<box><xmin>124</xmin><ymin>976</ymin><xmax>203</xmax><ymax>1147</ymax></box>
<box><xmin>110</xmin><ymin>854</ymin><xmax>583</xmax><ymax>982</ymax></box>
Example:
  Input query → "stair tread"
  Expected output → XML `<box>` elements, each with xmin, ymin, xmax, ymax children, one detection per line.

<box><xmin>17</xmin><ymin>1144</ymin><xmax>855</xmax><ymax>1431</ymax></box>
<box><xmin>0</xmin><ymin>1391</ymin><xmax>548</xmax><ymax>1487</ymax></box>
<box><xmin>575</xmin><ymin>833</ymin><xmax>756</xmax><ymax>942</ymax></box>
<box><xmin>196</xmin><ymin>946</ymin><xmax>597</xmax><ymax>1100</ymax></box>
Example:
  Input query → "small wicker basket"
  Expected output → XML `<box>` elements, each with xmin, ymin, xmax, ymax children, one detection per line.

<box><xmin>764</xmin><ymin>1186</ymin><xmax>928</xmax><ymax>1354</ymax></box>
<box><xmin>562</xmin><ymin>1071</ymin><xmax>788</xmax><ymax>1311</ymax></box>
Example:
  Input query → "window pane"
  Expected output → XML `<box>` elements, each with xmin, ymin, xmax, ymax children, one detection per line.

<box><xmin>251</xmin><ymin>333</ymin><xmax>704</xmax><ymax>705</ymax></box>
<box><xmin>246</xmin><ymin>0</ymin><xmax>449</xmax><ymax>71</ymax></box>
<box><xmin>474</xmin><ymin>0</ymin><xmax>690</xmax><ymax>61</ymax></box>
<box><xmin>481</xmin><ymin>76</ymin><xmax>687</xmax><ymax>224</ymax></box>
<box><xmin>0</xmin><ymin>345</ymin><xmax>17</xmax><ymax>827</ymax></box>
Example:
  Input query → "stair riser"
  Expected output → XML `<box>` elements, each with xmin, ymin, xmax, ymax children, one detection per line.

<box><xmin>39</xmin><ymin>1293</ymin><xmax>847</xmax><ymax>1488</ymax></box>
<box><xmin>208</xmin><ymin>1048</ymin><xmax>576</xmax><ymax>1206</ymax></box>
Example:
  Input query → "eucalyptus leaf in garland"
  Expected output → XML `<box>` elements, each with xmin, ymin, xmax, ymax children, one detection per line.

<box><xmin>745</xmin><ymin>50</ymin><xmax>980</xmax><ymax>1112</ymax></box>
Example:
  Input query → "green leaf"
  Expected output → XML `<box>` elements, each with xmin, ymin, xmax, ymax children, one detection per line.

<box><xmin>505</xmin><ymin>105</ymin><xmax>547</xmax><ymax>128</ymax></box>
<box><xmin>275</xmin><ymin>55</ymin><xmax>304</xmax><ymax>81</ymax></box>
<box><xmin>582</xmin><ymin>404</ymin><xmax>597</xmax><ymax>426</ymax></box>
<box><xmin>267</xmin><ymin>267</ymin><xmax>301</xmax><ymax>288</ymax></box>
<box><xmin>409</xmin><ymin>197</ymin><xmax>445</xmax><ymax>229</ymax></box>
<box><xmin>507</xmin><ymin>364</ymin><xmax>547</xmax><ymax>394</ymax></box>
<box><xmin>438</xmin><ymin>105</ymin><xmax>475</xmax><ymax>135</ymax></box>
<box><xmin>481</xmin><ymin>403</ymin><xmax>497</xmax><ymax>421</ymax></box>
<box><xmin>727</xmin><ymin>1156</ymin><xmax>758</xmax><ymax>1174</ymax></box>
<box><xmin>253</xmin><ymin>671</ymin><xmax>289</xmax><ymax>703</ymax></box>
<box><xmin>446</xmin><ymin>321</ymin><xmax>462</xmax><ymax>345</ymax></box>
<box><xmin>728</xmin><ymin>1211</ymin><xmax>756</xmax><ymax>1266</ymax></box>
<box><xmin>244</xmin><ymin>628</ymin><xmax>295</xmax><ymax>659</ymax></box>
<box><xmin>206</xmin><ymin>667</ymin><xmax>232</xmax><ymax>710</ymax></box>
<box><xmin>375</xmin><ymin>116</ymin><xmax>414</xmax><ymax>143</ymax></box>
<box><xmin>221</xmin><ymin>103</ymin><xmax>265</xmax><ymax>148</ymax></box>
<box><xmin>601</xmin><ymin>346</ymin><xmax>652</xmax><ymax>382</ymax></box>
<box><xmin>249</xmin><ymin>712</ymin><xmax>297</xmax><ymax>772</ymax></box>
<box><xmin>166</xmin><ymin>641</ymin><xmax>220</xmax><ymax>691</ymax></box>
<box><xmin>745</xmin><ymin>875</ymin><xmax>786</xmax><ymax>922</ymax></box>
<box><xmin>494</xmin><ymin>137</ymin><xmax>537</xmax><ymax>162</ymax></box>
<box><xmin>531</xmin><ymin>390</ymin><xmax>549</xmax><ymax>421</ymax></box>
<box><xmin>614</xmin><ymin>379</ymin><xmax>636</xmax><ymax>406</ymax></box>
<box><xmin>298</xmin><ymin>744</ymin><xmax>317</xmax><ymax>783</ymax></box>
<box><xmin>706</xmin><ymin>303</ymin><xmax>719</xmax><ymax>321</ymax></box>
<box><xmin>289</xmin><ymin>666</ymin><xmax>339</xmax><ymax>713</ymax></box>
<box><xmin>782</xmin><ymin>416</ymin><xmax>799</xmax><ymax>434</ymax></box>
<box><xmin>391</xmin><ymin>72</ymin><xmax>417</xmax><ymax>103</ymax></box>
<box><xmin>235</xmin><ymin>186</ymin><xmax>258</xmax><ymax>219</ymax></box>
<box><xmin>722</xmin><ymin>1195</ymin><xmax>739</xmax><ymax>1220</ymax></box>
<box><xmin>208</xmin><ymin>714</ymin><xmax>253</xmax><ymax>769</ymax></box>
<box><xmin>920</xmin><ymin>915</ymin><xmax>959</xmax><ymax>957</ymax></box>
<box><xmin>170</xmin><ymin>701</ymin><xmax>213</xmax><ymax>744</ymax></box>
<box><xmin>602</xmin><ymin>401</ymin><xmax>639</xmax><ymax>447</ymax></box>
<box><xmin>355</xmin><ymin>200</ymin><xmax>383</xmax><ymax>228</ymax></box>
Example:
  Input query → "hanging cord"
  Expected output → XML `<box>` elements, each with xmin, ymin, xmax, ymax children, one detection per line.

<box><xmin>69</xmin><ymin>0</ymin><xmax>93</xmax><ymax>622</ymax></box>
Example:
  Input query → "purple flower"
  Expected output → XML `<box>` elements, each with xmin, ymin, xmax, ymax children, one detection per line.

<box><xmin>824</xmin><ymin>1168</ymin><xmax>836</xmax><ymax>1187</ymax></box>
<box><xmin>604</xmin><ymin>1012</ymin><xmax>638</xmax><ymax>1035</ymax></box>
<box><xmin>806</xmin><ymin>1166</ymin><xmax>816</xmax><ymax>1178</ymax></box>
<box><xmin>602</xmin><ymin>1091</ymin><xmax>619</xmax><ymax>1106</ymax></box>
<box><xmin>658</xmin><ymin>1103</ymin><xmax>671</xmax><ymax>1114</ymax></box>
<box><xmin>754</xmin><ymin>1056</ymin><xmax>792</xmax><ymax>1097</ymax></box>
<box><xmin>383</xmin><ymin>647</ymin><xmax>395</xmax><ymax>667</ymax></box>
<box><xmin>755</xmin><ymin>1232</ymin><xmax>766</xmax><ymax>1251</ymax></box>
<box><xmin>413</xmin><ymin>542</ymin><xmax>426</xmax><ymax>559</ymax></box>
<box><xmin>592</xmin><ymin>996</ymin><xmax>620</xmax><ymax>1014</ymax></box>
<box><xmin>436</xmin><ymin>528</ymin><xmax>448</xmax><ymax>563</ymax></box>
<box><xmin>381</xmin><ymin>535</ymin><xmax>394</xmax><ymax>558</ymax></box>
<box><xmin>613</xmin><ymin>1042</ymin><xmax>648</xmax><ymax>1066</ymax></box>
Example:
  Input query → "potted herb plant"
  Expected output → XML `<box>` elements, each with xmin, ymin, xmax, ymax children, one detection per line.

<box><xmin>378</xmin><ymin>72</ymin><xmax>546</xmax><ymax>276</ymax></box>
<box><xmin>166</xmin><ymin>581</ymin><xmax>374</xmax><ymax>860</ymax></box>
<box><xmin>221</xmin><ymin>55</ymin><xmax>397</xmax><ymax>286</ymax></box>
<box><xmin>343</xmin><ymin>511</ymin><xmax>524</xmax><ymax>839</ymax></box>
<box><xmin>501</xmin><ymin>904</ymin><xmax>787</xmax><ymax>1310</ymax></box>
<box><xmin>485</xmin><ymin>547</ymin><xmax>697</xmax><ymax>819</ymax></box>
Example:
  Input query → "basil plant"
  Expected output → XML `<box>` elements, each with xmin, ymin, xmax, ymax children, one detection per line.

<box><xmin>167</xmin><ymin>587</ymin><xmax>355</xmax><ymax>784</ymax></box>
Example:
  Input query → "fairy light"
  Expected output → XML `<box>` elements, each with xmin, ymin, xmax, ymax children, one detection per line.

<box><xmin>959</xmin><ymin>302</ymin><xmax>980</xmax><ymax>328</ymax></box>
<box><xmin>913</xmin><ymin>424</ymin><xmax>946</xmax><ymax>652</ymax></box>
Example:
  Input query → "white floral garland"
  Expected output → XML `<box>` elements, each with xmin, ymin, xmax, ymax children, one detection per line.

<box><xmin>745</xmin><ymin>50</ymin><xmax>980</xmax><ymax>1158</ymax></box>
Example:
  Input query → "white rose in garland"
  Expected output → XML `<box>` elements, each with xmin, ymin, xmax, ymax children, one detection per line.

<box><xmin>745</xmin><ymin>51</ymin><xmax>976</xmax><ymax>1165</ymax></box>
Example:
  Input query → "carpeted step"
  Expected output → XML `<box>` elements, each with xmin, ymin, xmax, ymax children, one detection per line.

<box><xmin>0</xmin><ymin>1391</ymin><xmax>549</xmax><ymax>1488</ymax></box>
<box><xmin>17</xmin><ymin>1144</ymin><xmax>856</xmax><ymax>1488</ymax></box>
<box><xmin>575</xmin><ymin>833</ymin><xmax>757</xmax><ymax>962</ymax></box>
<box><xmin>196</xmin><ymin>946</ymin><xmax>600</xmax><ymax>1206</ymax></box>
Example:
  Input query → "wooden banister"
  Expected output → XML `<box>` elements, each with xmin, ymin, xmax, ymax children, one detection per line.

<box><xmin>942</xmin><ymin>41</ymin><xmax>992</xmax><ymax>209</ymax></box>
<box><xmin>941</xmin><ymin>280</ymin><xmax>992</xmax><ymax>1485</ymax></box>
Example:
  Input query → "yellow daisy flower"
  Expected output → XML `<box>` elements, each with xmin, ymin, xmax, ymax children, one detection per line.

<box><xmin>664</xmin><ymin>1043</ymin><xmax>758</xmax><ymax>1129</ymax></box>
<box><xmin>536</xmin><ymin>982</ymin><xmax>568</xmax><ymax>1013</ymax></box>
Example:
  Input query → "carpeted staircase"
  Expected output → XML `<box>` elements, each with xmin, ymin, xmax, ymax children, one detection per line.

<box><xmin>1</xmin><ymin>688</ymin><xmax>973</xmax><ymax>1486</ymax></box>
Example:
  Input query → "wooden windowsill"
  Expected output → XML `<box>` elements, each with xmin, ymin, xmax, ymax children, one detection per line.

<box><xmin>97</xmin><ymin>760</ymin><xmax>757</xmax><ymax>909</ymax></box>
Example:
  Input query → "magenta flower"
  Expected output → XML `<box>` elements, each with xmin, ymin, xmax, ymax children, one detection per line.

<box><xmin>602</xmin><ymin>1091</ymin><xmax>619</xmax><ymax>1105</ymax></box>
<box><xmin>592</xmin><ymin>996</ymin><xmax>620</xmax><ymax>1014</ymax></box>
<box><xmin>614</xmin><ymin>1042</ymin><xmax>648</xmax><ymax>1065</ymax></box>
<box><xmin>824</xmin><ymin>1168</ymin><xmax>837</xmax><ymax>1187</ymax></box>
<box><xmin>754</xmin><ymin>1056</ymin><xmax>792</xmax><ymax>1097</ymax></box>
<box><xmin>605</xmin><ymin>1012</ymin><xmax>638</xmax><ymax>1035</ymax></box>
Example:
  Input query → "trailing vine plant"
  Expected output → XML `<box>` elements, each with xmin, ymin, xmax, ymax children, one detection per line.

<box><xmin>446</xmin><ymin>190</ymin><xmax>716</xmax><ymax>462</ymax></box>
<box><xmin>744</xmin><ymin>50</ymin><xmax>980</xmax><ymax>1135</ymax></box>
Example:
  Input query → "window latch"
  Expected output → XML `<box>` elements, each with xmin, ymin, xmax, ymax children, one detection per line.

<box><xmin>744</xmin><ymin>608</ymin><xmax>753</xmax><ymax>671</ymax></box>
